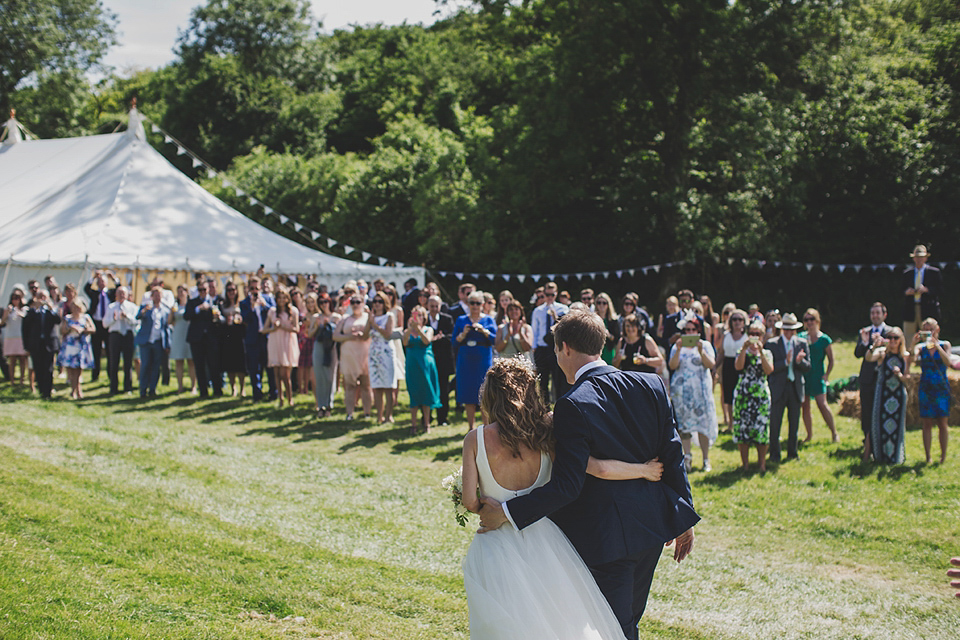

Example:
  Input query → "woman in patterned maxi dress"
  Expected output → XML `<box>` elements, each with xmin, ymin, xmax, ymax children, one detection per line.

<box><xmin>866</xmin><ymin>328</ymin><xmax>909</xmax><ymax>464</ymax></box>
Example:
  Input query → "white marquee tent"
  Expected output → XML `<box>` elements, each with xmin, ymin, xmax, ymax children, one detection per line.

<box><xmin>0</xmin><ymin>109</ymin><xmax>423</xmax><ymax>299</ymax></box>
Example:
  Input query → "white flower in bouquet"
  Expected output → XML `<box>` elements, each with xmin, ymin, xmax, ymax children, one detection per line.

<box><xmin>442</xmin><ymin>466</ymin><xmax>471</xmax><ymax>527</ymax></box>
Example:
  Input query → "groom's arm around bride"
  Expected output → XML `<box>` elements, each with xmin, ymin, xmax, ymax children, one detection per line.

<box><xmin>479</xmin><ymin>310</ymin><xmax>700</xmax><ymax>639</ymax></box>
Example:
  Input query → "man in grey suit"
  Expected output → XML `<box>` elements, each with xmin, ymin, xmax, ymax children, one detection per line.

<box><xmin>766</xmin><ymin>312</ymin><xmax>811</xmax><ymax>463</ymax></box>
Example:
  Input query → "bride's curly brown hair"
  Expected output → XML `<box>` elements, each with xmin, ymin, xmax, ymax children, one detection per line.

<box><xmin>479</xmin><ymin>358</ymin><xmax>553</xmax><ymax>457</ymax></box>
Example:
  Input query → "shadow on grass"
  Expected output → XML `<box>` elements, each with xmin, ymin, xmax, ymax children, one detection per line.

<box><xmin>695</xmin><ymin>465</ymin><xmax>775</xmax><ymax>487</ymax></box>
<box><xmin>836</xmin><ymin>455</ymin><xmax>927</xmax><ymax>480</ymax></box>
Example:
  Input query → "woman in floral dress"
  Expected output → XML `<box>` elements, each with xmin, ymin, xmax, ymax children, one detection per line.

<box><xmin>733</xmin><ymin>321</ymin><xmax>774</xmax><ymax>472</ymax></box>
<box><xmin>668</xmin><ymin>316</ymin><xmax>718</xmax><ymax>472</ymax></box>
<box><xmin>58</xmin><ymin>298</ymin><xmax>96</xmax><ymax>399</ymax></box>
<box><xmin>366</xmin><ymin>292</ymin><xmax>397</xmax><ymax>424</ymax></box>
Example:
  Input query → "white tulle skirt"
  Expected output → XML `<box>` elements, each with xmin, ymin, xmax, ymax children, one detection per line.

<box><xmin>463</xmin><ymin>518</ymin><xmax>627</xmax><ymax>640</ymax></box>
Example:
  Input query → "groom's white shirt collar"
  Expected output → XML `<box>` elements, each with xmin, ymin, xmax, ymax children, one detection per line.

<box><xmin>502</xmin><ymin>357</ymin><xmax>606</xmax><ymax>530</ymax></box>
<box><xmin>575</xmin><ymin>359</ymin><xmax>606</xmax><ymax>381</ymax></box>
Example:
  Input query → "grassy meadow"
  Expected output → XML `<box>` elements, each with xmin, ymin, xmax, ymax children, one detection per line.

<box><xmin>1</xmin><ymin>340</ymin><xmax>958</xmax><ymax>639</ymax></box>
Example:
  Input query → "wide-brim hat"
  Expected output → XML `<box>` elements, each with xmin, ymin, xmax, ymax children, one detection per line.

<box><xmin>776</xmin><ymin>312</ymin><xmax>802</xmax><ymax>330</ymax></box>
<box><xmin>910</xmin><ymin>244</ymin><xmax>929</xmax><ymax>258</ymax></box>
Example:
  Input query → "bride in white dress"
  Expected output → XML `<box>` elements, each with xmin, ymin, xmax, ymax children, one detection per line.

<box><xmin>461</xmin><ymin>359</ymin><xmax>663</xmax><ymax>640</ymax></box>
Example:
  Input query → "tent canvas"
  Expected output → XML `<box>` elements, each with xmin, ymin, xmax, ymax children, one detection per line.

<box><xmin>0</xmin><ymin>110</ymin><xmax>423</xmax><ymax>297</ymax></box>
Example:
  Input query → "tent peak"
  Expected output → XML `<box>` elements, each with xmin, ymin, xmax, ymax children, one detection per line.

<box><xmin>125</xmin><ymin>106</ymin><xmax>146</xmax><ymax>141</ymax></box>
<box><xmin>2</xmin><ymin>111</ymin><xmax>24</xmax><ymax>145</ymax></box>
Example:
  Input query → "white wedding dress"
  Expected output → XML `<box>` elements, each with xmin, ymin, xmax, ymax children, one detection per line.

<box><xmin>462</xmin><ymin>426</ymin><xmax>627</xmax><ymax>640</ymax></box>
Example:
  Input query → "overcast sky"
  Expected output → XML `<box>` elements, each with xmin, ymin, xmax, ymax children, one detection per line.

<box><xmin>101</xmin><ymin>0</ymin><xmax>446</xmax><ymax>73</ymax></box>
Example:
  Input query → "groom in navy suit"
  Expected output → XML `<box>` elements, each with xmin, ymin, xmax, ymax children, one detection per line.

<box><xmin>478</xmin><ymin>310</ymin><xmax>699</xmax><ymax>639</ymax></box>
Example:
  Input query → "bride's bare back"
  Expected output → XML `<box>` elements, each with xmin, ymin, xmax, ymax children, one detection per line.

<box><xmin>481</xmin><ymin>423</ymin><xmax>545</xmax><ymax>492</ymax></box>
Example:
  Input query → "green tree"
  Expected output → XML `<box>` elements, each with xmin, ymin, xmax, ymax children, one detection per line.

<box><xmin>176</xmin><ymin>0</ymin><xmax>313</xmax><ymax>77</ymax></box>
<box><xmin>0</xmin><ymin>0</ymin><xmax>117</xmax><ymax>113</ymax></box>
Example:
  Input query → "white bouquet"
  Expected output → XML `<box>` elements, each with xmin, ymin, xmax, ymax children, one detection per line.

<box><xmin>441</xmin><ymin>466</ymin><xmax>471</xmax><ymax>527</ymax></box>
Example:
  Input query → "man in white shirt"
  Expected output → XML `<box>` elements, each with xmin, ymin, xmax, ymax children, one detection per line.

<box><xmin>531</xmin><ymin>282</ymin><xmax>570</xmax><ymax>405</ymax></box>
<box><xmin>103</xmin><ymin>286</ymin><xmax>139</xmax><ymax>395</ymax></box>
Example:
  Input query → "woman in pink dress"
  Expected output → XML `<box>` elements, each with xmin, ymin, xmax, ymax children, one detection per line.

<box><xmin>297</xmin><ymin>292</ymin><xmax>318</xmax><ymax>398</ymax></box>
<box><xmin>334</xmin><ymin>295</ymin><xmax>372</xmax><ymax>420</ymax></box>
<box><xmin>263</xmin><ymin>286</ymin><xmax>300</xmax><ymax>408</ymax></box>
<box><xmin>1</xmin><ymin>287</ymin><xmax>29</xmax><ymax>386</ymax></box>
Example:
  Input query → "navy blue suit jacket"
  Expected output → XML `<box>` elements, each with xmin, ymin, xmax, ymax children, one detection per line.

<box><xmin>134</xmin><ymin>305</ymin><xmax>171</xmax><ymax>349</ymax></box>
<box><xmin>239</xmin><ymin>296</ymin><xmax>272</xmax><ymax>347</ymax></box>
<box><xmin>507</xmin><ymin>365</ymin><xmax>700</xmax><ymax>567</ymax></box>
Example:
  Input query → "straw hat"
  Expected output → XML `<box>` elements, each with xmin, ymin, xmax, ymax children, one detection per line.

<box><xmin>910</xmin><ymin>244</ymin><xmax>929</xmax><ymax>258</ymax></box>
<box><xmin>775</xmin><ymin>312</ymin><xmax>802</xmax><ymax>330</ymax></box>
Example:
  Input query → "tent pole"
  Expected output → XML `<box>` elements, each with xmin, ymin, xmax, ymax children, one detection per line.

<box><xmin>0</xmin><ymin>256</ymin><xmax>12</xmax><ymax>296</ymax></box>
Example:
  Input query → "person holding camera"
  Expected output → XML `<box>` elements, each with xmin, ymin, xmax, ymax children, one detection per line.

<box><xmin>910</xmin><ymin>318</ymin><xmax>951</xmax><ymax>464</ymax></box>
<box><xmin>866</xmin><ymin>327</ymin><xmax>910</xmax><ymax>464</ymax></box>
<box><xmin>854</xmin><ymin>302</ymin><xmax>892</xmax><ymax>461</ymax></box>
<box><xmin>668</xmin><ymin>315</ymin><xmax>718</xmax><ymax>472</ymax></box>
<box><xmin>733</xmin><ymin>321</ymin><xmax>774</xmax><ymax>472</ymax></box>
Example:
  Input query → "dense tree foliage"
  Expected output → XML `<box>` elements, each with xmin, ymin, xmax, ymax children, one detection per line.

<box><xmin>5</xmin><ymin>0</ymin><xmax>960</xmax><ymax>274</ymax></box>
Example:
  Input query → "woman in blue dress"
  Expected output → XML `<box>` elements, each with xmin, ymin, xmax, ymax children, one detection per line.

<box><xmin>866</xmin><ymin>327</ymin><xmax>909</xmax><ymax>464</ymax></box>
<box><xmin>454</xmin><ymin>291</ymin><xmax>497</xmax><ymax>431</ymax></box>
<box><xmin>910</xmin><ymin>318</ymin><xmax>951</xmax><ymax>464</ymax></box>
<box><xmin>403</xmin><ymin>305</ymin><xmax>441</xmax><ymax>434</ymax></box>
<box><xmin>58</xmin><ymin>298</ymin><xmax>96</xmax><ymax>400</ymax></box>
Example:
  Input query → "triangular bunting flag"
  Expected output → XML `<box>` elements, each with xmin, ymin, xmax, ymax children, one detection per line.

<box><xmin>235</xmin><ymin>188</ymin><xmax>245</xmax><ymax>197</ymax></box>
<box><xmin>820</xmin><ymin>264</ymin><xmax>829</xmax><ymax>272</ymax></box>
<box><xmin>853</xmin><ymin>265</ymin><xmax>862</xmax><ymax>273</ymax></box>
<box><xmin>886</xmin><ymin>264</ymin><xmax>897</xmax><ymax>271</ymax></box>
<box><xmin>362</xmin><ymin>252</ymin><xmax>371</xmax><ymax>261</ymax></box>
<box><xmin>191</xmin><ymin>157</ymin><xmax>203</xmax><ymax>169</ymax></box>
<box><xmin>175</xmin><ymin>146</ymin><xmax>187</xmax><ymax>156</ymax></box>
<box><xmin>163</xmin><ymin>135</ymin><xmax>173</xmax><ymax>144</ymax></box>
<box><xmin>343</xmin><ymin>245</ymin><xmax>355</xmax><ymax>254</ymax></box>
<box><xmin>248</xmin><ymin>197</ymin><xmax>257</xmax><ymax>206</ymax></box>
<box><xmin>293</xmin><ymin>222</ymin><xmax>303</xmax><ymax>232</ymax></box>
<box><xmin>773</xmin><ymin>261</ymin><xmax>782</xmax><ymax>268</ymax></box>
<box><xmin>151</xmin><ymin>124</ymin><xmax>161</xmax><ymax>133</ymax></box>
<box><xmin>206</xmin><ymin>168</ymin><xmax>216</xmax><ymax>179</ymax></box>
<box><xmin>628</xmin><ymin>269</ymin><xmax>635</xmax><ymax>277</ymax></box>
<box><xmin>517</xmin><ymin>275</ymin><xmax>526</xmax><ymax>283</ymax></box>
<box><xmin>379</xmin><ymin>257</ymin><xmax>388</xmax><ymax>266</ymax></box>
<box><xmin>806</xmin><ymin>264</ymin><xmax>814</xmax><ymax>272</ymax></box>
<box><xmin>438</xmin><ymin>271</ymin><xmax>448</xmax><ymax>278</ymax></box>
<box><xmin>310</xmin><ymin>231</ymin><xmax>320</xmax><ymax>240</ymax></box>
<box><xmin>278</xmin><ymin>215</ymin><xmax>289</xmax><ymax>224</ymax></box>
<box><xmin>455</xmin><ymin>273</ymin><xmax>464</xmax><ymax>280</ymax></box>
<box><xmin>838</xmin><ymin>265</ymin><xmax>846</xmax><ymax>273</ymax></box>
<box><xmin>652</xmin><ymin>265</ymin><xmax>660</xmax><ymax>273</ymax></box>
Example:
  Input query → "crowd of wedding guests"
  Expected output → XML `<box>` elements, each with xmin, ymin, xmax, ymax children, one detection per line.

<box><xmin>0</xmin><ymin>244</ymin><xmax>954</xmax><ymax>466</ymax></box>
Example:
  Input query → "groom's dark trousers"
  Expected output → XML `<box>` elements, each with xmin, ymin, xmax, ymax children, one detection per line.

<box><xmin>505</xmin><ymin>366</ymin><xmax>700</xmax><ymax>640</ymax></box>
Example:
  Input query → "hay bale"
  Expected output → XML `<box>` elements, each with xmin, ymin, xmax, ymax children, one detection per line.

<box><xmin>837</xmin><ymin>369</ymin><xmax>960</xmax><ymax>427</ymax></box>
<box><xmin>839</xmin><ymin>391</ymin><xmax>860</xmax><ymax>420</ymax></box>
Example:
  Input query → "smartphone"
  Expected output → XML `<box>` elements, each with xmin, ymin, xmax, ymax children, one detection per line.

<box><xmin>748</xmin><ymin>336</ymin><xmax>761</xmax><ymax>346</ymax></box>
<box><xmin>680</xmin><ymin>334</ymin><xmax>700</xmax><ymax>348</ymax></box>
<box><xmin>918</xmin><ymin>331</ymin><xmax>931</xmax><ymax>341</ymax></box>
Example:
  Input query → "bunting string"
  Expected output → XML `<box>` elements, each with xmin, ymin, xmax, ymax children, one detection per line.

<box><xmin>145</xmin><ymin>120</ymin><xmax>957</xmax><ymax>284</ymax></box>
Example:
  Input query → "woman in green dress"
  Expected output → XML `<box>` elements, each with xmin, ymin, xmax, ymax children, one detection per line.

<box><xmin>403</xmin><ymin>305</ymin><xmax>441</xmax><ymax>435</ymax></box>
<box><xmin>800</xmin><ymin>308</ymin><xmax>838</xmax><ymax>443</ymax></box>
